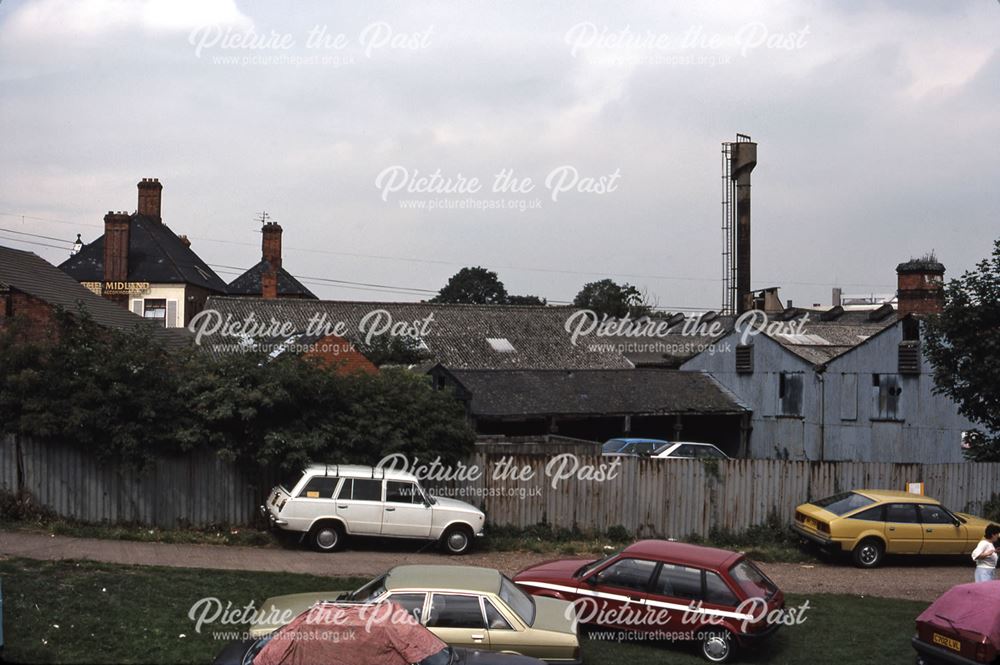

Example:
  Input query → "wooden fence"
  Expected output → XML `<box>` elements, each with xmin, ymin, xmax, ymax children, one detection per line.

<box><xmin>424</xmin><ymin>453</ymin><xmax>1000</xmax><ymax>538</ymax></box>
<box><xmin>2</xmin><ymin>436</ymin><xmax>999</xmax><ymax>536</ymax></box>
<box><xmin>0</xmin><ymin>436</ymin><xmax>273</xmax><ymax>528</ymax></box>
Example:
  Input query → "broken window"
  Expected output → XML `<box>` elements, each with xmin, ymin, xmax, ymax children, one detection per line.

<box><xmin>872</xmin><ymin>373</ymin><xmax>902</xmax><ymax>420</ymax></box>
<box><xmin>778</xmin><ymin>372</ymin><xmax>803</xmax><ymax>416</ymax></box>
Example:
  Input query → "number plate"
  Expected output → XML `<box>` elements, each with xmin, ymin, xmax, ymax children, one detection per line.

<box><xmin>804</xmin><ymin>518</ymin><xmax>817</xmax><ymax>530</ymax></box>
<box><xmin>932</xmin><ymin>633</ymin><xmax>962</xmax><ymax>652</ymax></box>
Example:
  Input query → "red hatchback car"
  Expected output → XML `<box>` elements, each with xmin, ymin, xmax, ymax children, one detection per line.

<box><xmin>913</xmin><ymin>581</ymin><xmax>1000</xmax><ymax>664</ymax></box>
<box><xmin>514</xmin><ymin>540</ymin><xmax>785</xmax><ymax>663</ymax></box>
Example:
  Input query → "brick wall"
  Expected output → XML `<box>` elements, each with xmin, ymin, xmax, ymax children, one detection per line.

<box><xmin>0</xmin><ymin>289</ymin><xmax>59</xmax><ymax>340</ymax></box>
<box><xmin>303</xmin><ymin>334</ymin><xmax>378</xmax><ymax>375</ymax></box>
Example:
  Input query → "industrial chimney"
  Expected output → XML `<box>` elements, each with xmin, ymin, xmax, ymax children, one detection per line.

<box><xmin>896</xmin><ymin>255</ymin><xmax>945</xmax><ymax>317</ymax></box>
<box><xmin>721</xmin><ymin>134</ymin><xmax>758</xmax><ymax>315</ymax></box>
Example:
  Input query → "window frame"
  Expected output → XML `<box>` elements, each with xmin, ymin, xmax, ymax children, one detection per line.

<box><xmin>425</xmin><ymin>593</ymin><xmax>488</xmax><ymax>630</ymax></box>
<box><xmin>297</xmin><ymin>475</ymin><xmax>341</xmax><ymax>499</ymax></box>
<box><xmin>883</xmin><ymin>502</ymin><xmax>920</xmax><ymax>524</ymax></box>
<box><xmin>591</xmin><ymin>557</ymin><xmax>660</xmax><ymax>592</ymax></box>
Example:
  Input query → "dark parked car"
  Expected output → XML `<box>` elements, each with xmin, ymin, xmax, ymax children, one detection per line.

<box><xmin>913</xmin><ymin>581</ymin><xmax>1000</xmax><ymax>664</ymax></box>
<box><xmin>514</xmin><ymin>540</ymin><xmax>785</xmax><ymax>663</ymax></box>
<box><xmin>213</xmin><ymin>601</ymin><xmax>546</xmax><ymax>665</ymax></box>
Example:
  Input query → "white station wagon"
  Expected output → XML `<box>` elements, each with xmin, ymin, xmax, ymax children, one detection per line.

<box><xmin>262</xmin><ymin>464</ymin><xmax>486</xmax><ymax>554</ymax></box>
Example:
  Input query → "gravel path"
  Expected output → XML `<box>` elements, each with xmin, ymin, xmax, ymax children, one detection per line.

<box><xmin>0</xmin><ymin>530</ymin><xmax>970</xmax><ymax>603</ymax></box>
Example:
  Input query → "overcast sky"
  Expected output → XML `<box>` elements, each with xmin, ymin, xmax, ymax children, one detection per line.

<box><xmin>1</xmin><ymin>0</ymin><xmax>997</xmax><ymax>310</ymax></box>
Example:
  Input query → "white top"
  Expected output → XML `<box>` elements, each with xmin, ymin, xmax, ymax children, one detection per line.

<box><xmin>971</xmin><ymin>539</ymin><xmax>997</xmax><ymax>569</ymax></box>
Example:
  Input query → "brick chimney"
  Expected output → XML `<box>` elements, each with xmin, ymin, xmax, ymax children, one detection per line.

<box><xmin>103</xmin><ymin>211</ymin><xmax>131</xmax><ymax>305</ymax></box>
<box><xmin>896</xmin><ymin>255</ymin><xmax>945</xmax><ymax>317</ymax></box>
<box><xmin>137</xmin><ymin>178</ymin><xmax>162</xmax><ymax>220</ymax></box>
<box><xmin>261</xmin><ymin>221</ymin><xmax>283</xmax><ymax>299</ymax></box>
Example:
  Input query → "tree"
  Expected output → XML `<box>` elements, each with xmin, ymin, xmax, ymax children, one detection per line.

<box><xmin>0</xmin><ymin>311</ymin><xmax>475</xmax><ymax>473</ymax></box>
<box><xmin>923</xmin><ymin>239</ymin><xmax>1000</xmax><ymax>461</ymax></box>
<box><xmin>507</xmin><ymin>294</ymin><xmax>547</xmax><ymax>306</ymax></box>
<box><xmin>0</xmin><ymin>309</ymin><xmax>195</xmax><ymax>468</ymax></box>
<box><xmin>354</xmin><ymin>333</ymin><xmax>432</xmax><ymax>367</ymax></box>
<box><xmin>430</xmin><ymin>266</ymin><xmax>508</xmax><ymax>305</ymax></box>
<box><xmin>572</xmin><ymin>279</ymin><xmax>650</xmax><ymax>318</ymax></box>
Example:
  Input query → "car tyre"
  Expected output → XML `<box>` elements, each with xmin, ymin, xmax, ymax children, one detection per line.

<box><xmin>852</xmin><ymin>537</ymin><xmax>884</xmax><ymax>568</ymax></box>
<box><xmin>441</xmin><ymin>525</ymin><xmax>473</xmax><ymax>555</ymax></box>
<box><xmin>311</xmin><ymin>522</ymin><xmax>345</xmax><ymax>552</ymax></box>
<box><xmin>701</xmin><ymin>629</ymin><xmax>736</xmax><ymax>663</ymax></box>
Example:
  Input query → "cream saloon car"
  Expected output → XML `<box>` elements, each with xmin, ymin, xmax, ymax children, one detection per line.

<box><xmin>262</xmin><ymin>464</ymin><xmax>485</xmax><ymax>554</ymax></box>
<box><xmin>250</xmin><ymin>565</ymin><xmax>582</xmax><ymax>664</ymax></box>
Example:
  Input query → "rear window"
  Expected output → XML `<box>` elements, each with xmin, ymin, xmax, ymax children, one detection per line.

<box><xmin>729</xmin><ymin>560</ymin><xmax>778</xmax><ymax>601</ymax></box>
<box><xmin>500</xmin><ymin>575</ymin><xmax>535</xmax><ymax>626</ymax></box>
<box><xmin>812</xmin><ymin>491</ymin><xmax>875</xmax><ymax>516</ymax></box>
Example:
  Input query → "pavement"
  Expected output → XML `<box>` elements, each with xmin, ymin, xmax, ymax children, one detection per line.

<box><xmin>0</xmin><ymin>529</ymin><xmax>972</xmax><ymax>602</ymax></box>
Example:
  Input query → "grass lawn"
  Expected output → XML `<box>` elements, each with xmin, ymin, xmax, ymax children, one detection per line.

<box><xmin>0</xmin><ymin>557</ymin><xmax>927</xmax><ymax>664</ymax></box>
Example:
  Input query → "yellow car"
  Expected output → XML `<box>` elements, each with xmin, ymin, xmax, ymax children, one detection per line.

<box><xmin>251</xmin><ymin>565</ymin><xmax>582</xmax><ymax>664</ymax></box>
<box><xmin>792</xmin><ymin>489</ymin><xmax>996</xmax><ymax>568</ymax></box>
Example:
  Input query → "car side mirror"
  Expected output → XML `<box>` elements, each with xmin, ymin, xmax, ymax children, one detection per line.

<box><xmin>584</xmin><ymin>575</ymin><xmax>598</xmax><ymax>586</ymax></box>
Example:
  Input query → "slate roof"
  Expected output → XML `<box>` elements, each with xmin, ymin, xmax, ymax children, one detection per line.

<box><xmin>58</xmin><ymin>214</ymin><xmax>228</xmax><ymax>293</ymax></box>
<box><xmin>226</xmin><ymin>260</ymin><xmax>317</xmax><ymax>298</ymax></box>
<box><xmin>0</xmin><ymin>245</ymin><xmax>191</xmax><ymax>349</ymax></box>
<box><xmin>433</xmin><ymin>367</ymin><xmax>749</xmax><ymax>417</ymax></box>
<box><xmin>600</xmin><ymin>313</ymin><xmax>737</xmax><ymax>368</ymax></box>
<box><xmin>758</xmin><ymin>308</ymin><xmax>900</xmax><ymax>365</ymax></box>
<box><xmin>201</xmin><ymin>297</ymin><xmax>633</xmax><ymax>369</ymax></box>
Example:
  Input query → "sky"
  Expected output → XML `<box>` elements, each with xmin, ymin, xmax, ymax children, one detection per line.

<box><xmin>0</xmin><ymin>0</ymin><xmax>997</xmax><ymax>311</ymax></box>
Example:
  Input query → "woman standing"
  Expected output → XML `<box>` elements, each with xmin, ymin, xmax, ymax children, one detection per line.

<box><xmin>971</xmin><ymin>524</ymin><xmax>1000</xmax><ymax>583</ymax></box>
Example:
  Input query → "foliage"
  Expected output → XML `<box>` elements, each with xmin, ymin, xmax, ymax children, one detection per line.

<box><xmin>429</xmin><ymin>266</ymin><xmax>547</xmax><ymax>306</ymax></box>
<box><xmin>429</xmin><ymin>266</ymin><xmax>508</xmax><ymax>304</ymax></box>
<box><xmin>923</xmin><ymin>239</ymin><xmax>1000</xmax><ymax>460</ymax></box>
<box><xmin>354</xmin><ymin>332</ymin><xmax>432</xmax><ymax>367</ymax></box>
<box><xmin>572</xmin><ymin>278</ymin><xmax>651</xmax><ymax>318</ymax></box>
<box><xmin>0</xmin><ymin>310</ymin><xmax>195</xmax><ymax>467</ymax></box>
<box><xmin>0</xmin><ymin>310</ymin><xmax>475</xmax><ymax>473</ymax></box>
<box><xmin>507</xmin><ymin>294</ymin><xmax>547</xmax><ymax>305</ymax></box>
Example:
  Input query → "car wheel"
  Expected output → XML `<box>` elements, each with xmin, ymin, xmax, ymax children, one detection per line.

<box><xmin>701</xmin><ymin>629</ymin><xmax>736</xmax><ymax>663</ymax></box>
<box><xmin>852</xmin><ymin>538</ymin><xmax>884</xmax><ymax>568</ymax></box>
<box><xmin>441</xmin><ymin>525</ymin><xmax>473</xmax><ymax>555</ymax></box>
<box><xmin>311</xmin><ymin>522</ymin><xmax>345</xmax><ymax>552</ymax></box>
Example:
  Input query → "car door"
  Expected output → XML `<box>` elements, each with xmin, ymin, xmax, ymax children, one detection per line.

<box><xmin>425</xmin><ymin>593</ymin><xmax>490</xmax><ymax>650</ymax></box>
<box><xmin>334</xmin><ymin>477</ymin><xmax>384</xmax><ymax>534</ymax></box>
<box><xmin>883</xmin><ymin>503</ymin><xmax>923</xmax><ymax>554</ymax></box>
<box><xmin>583</xmin><ymin>557</ymin><xmax>658</xmax><ymax>629</ymax></box>
<box><xmin>918</xmin><ymin>504</ymin><xmax>967</xmax><ymax>555</ymax></box>
<box><xmin>646</xmin><ymin>562</ymin><xmax>705</xmax><ymax>632</ymax></box>
<box><xmin>482</xmin><ymin>597</ymin><xmax>526</xmax><ymax>656</ymax></box>
<box><xmin>381</xmin><ymin>480</ymin><xmax>433</xmax><ymax>538</ymax></box>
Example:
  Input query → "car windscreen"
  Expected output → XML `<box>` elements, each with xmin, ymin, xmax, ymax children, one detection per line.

<box><xmin>576</xmin><ymin>551</ymin><xmax>619</xmax><ymax>578</ymax></box>
<box><xmin>347</xmin><ymin>575</ymin><xmax>387</xmax><ymax>602</ymax></box>
<box><xmin>729</xmin><ymin>560</ymin><xmax>778</xmax><ymax>601</ymax></box>
<box><xmin>602</xmin><ymin>440</ymin><xmax>628</xmax><ymax>453</ymax></box>
<box><xmin>811</xmin><ymin>491</ymin><xmax>875</xmax><ymax>516</ymax></box>
<box><xmin>500</xmin><ymin>575</ymin><xmax>536</xmax><ymax>625</ymax></box>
